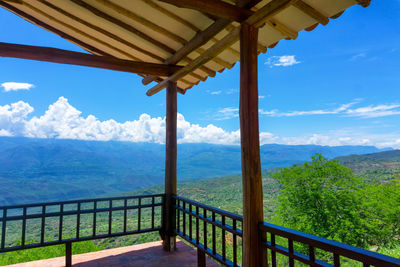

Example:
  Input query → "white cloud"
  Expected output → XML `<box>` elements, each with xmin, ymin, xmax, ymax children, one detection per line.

<box><xmin>1</xmin><ymin>97</ymin><xmax>400</xmax><ymax>149</ymax></box>
<box><xmin>265</xmin><ymin>55</ymin><xmax>301</xmax><ymax>68</ymax></box>
<box><xmin>259</xmin><ymin>95</ymin><xmax>265</xmax><ymax>99</ymax></box>
<box><xmin>255</xmin><ymin>101</ymin><xmax>400</xmax><ymax>118</ymax></box>
<box><xmin>215</xmin><ymin>107</ymin><xmax>239</xmax><ymax>120</ymax></box>
<box><xmin>346</xmin><ymin>104</ymin><xmax>400</xmax><ymax>118</ymax></box>
<box><xmin>210</xmin><ymin>90</ymin><xmax>222</xmax><ymax>95</ymax></box>
<box><xmin>1</xmin><ymin>82</ymin><xmax>34</xmax><ymax>92</ymax></box>
<box><xmin>350</xmin><ymin>53</ymin><xmax>366</xmax><ymax>61</ymax></box>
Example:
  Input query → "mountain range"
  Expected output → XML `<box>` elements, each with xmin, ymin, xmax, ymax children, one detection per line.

<box><xmin>0</xmin><ymin>136</ymin><xmax>391</xmax><ymax>205</ymax></box>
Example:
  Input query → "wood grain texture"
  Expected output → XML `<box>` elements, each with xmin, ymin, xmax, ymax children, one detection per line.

<box><xmin>158</xmin><ymin>0</ymin><xmax>253</xmax><ymax>22</ymax></box>
<box><xmin>163</xmin><ymin>81</ymin><xmax>178</xmax><ymax>251</ymax></box>
<box><xmin>239</xmin><ymin>23</ymin><xmax>266</xmax><ymax>267</ymax></box>
<box><xmin>0</xmin><ymin>42</ymin><xmax>182</xmax><ymax>76</ymax></box>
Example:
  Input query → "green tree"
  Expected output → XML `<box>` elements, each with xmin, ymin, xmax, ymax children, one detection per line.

<box><xmin>272</xmin><ymin>154</ymin><xmax>367</xmax><ymax>247</ymax></box>
<box><xmin>360</xmin><ymin>178</ymin><xmax>400</xmax><ymax>248</ymax></box>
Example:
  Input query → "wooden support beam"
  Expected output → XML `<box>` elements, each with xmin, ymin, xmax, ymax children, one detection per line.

<box><xmin>142</xmin><ymin>18</ymin><xmax>229</xmax><ymax>85</ymax></box>
<box><xmin>0</xmin><ymin>42</ymin><xmax>182</xmax><ymax>76</ymax></box>
<box><xmin>292</xmin><ymin>0</ymin><xmax>329</xmax><ymax>26</ymax></box>
<box><xmin>146</xmin><ymin>0</ymin><xmax>293</xmax><ymax>95</ymax></box>
<box><xmin>356</xmin><ymin>0</ymin><xmax>371</xmax><ymax>8</ymax></box>
<box><xmin>0</xmin><ymin>1</ymin><xmax>107</xmax><ymax>56</ymax></box>
<box><xmin>163</xmin><ymin>81</ymin><xmax>177</xmax><ymax>252</ymax></box>
<box><xmin>239</xmin><ymin>22</ymin><xmax>266</xmax><ymax>267</ymax></box>
<box><xmin>146</xmin><ymin>26</ymin><xmax>240</xmax><ymax>96</ymax></box>
<box><xmin>266</xmin><ymin>19</ymin><xmax>298</xmax><ymax>39</ymax></box>
<box><xmin>158</xmin><ymin>0</ymin><xmax>253</xmax><ymax>22</ymax></box>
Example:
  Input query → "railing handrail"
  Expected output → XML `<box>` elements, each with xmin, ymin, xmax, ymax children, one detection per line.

<box><xmin>0</xmin><ymin>193</ymin><xmax>165</xmax><ymax>210</ymax></box>
<box><xmin>259</xmin><ymin>222</ymin><xmax>400</xmax><ymax>266</ymax></box>
<box><xmin>173</xmin><ymin>195</ymin><xmax>243</xmax><ymax>222</ymax></box>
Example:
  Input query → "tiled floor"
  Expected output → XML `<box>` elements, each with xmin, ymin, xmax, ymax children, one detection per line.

<box><xmin>7</xmin><ymin>240</ymin><xmax>220</xmax><ymax>267</ymax></box>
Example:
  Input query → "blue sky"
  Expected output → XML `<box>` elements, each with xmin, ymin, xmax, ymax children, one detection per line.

<box><xmin>1</xmin><ymin>2</ymin><xmax>400</xmax><ymax>148</ymax></box>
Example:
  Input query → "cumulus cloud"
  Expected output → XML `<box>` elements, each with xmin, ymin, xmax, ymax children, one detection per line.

<box><xmin>1</xmin><ymin>82</ymin><xmax>34</xmax><ymax>92</ymax></box>
<box><xmin>0</xmin><ymin>97</ymin><xmax>242</xmax><ymax>145</ymax></box>
<box><xmin>265</xmin><ymin>55</ymin><xmax>301</xmax><ymax>67</ymax></box>
<box><xmin>1</xmin><ymin>97</ymin><xmax>400</xmax><ymax>149</ymax></box>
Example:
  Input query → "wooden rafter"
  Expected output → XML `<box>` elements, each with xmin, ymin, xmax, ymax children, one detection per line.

<box><xmin>142</xmin><ymin>0</ymin><xmax>262</xmax><ymax>86</ymax></box>
<box><xmin>0</xmin><ymin>0</ymin><xmax>186</xmax><ymax>94</ymax></box>
<box><xmin>0</xmin><ymin>0</ymin><xmax>106</xmax><ymax>56</ymax></box>
<box><xmin>71</xmin><ymin>0</ymin><xmax>215</xmax><ymax>81</ymax></box>
<box><xmin>266</xmin><ymin>18</ymin><xmax>298</xmax><ymax>39</ymax></box>
<box><xmin>95</xmin><ymin>0</ymin><xmax>230</xmax><ymax>77</ymax></box>
<box><xmin>146</xmin><ymin>0</ymin><xmax>294</xmax><ymax>96</ymax></box>
<box><xmin>292</xmin><ymin>0</ymin><xmax>329</xmax><ymax>26</ymax></box>
<box><xmin>158</xmin><ymin>0</ymin><xmax>253</xmax><ymax>22</ymax></box>
<box><xmin>142</xmin><ymin>18</ymin><xmax>230</xmax><ymax>85</ymax></box>
<box><xmin>0</xmin><ymin>42</ymin><xmax>182</xmax><ymax>76</ymax></box>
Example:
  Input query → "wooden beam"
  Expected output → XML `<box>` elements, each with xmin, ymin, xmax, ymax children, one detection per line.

<box><xmin>292</xmin><ymin>0</ymin><xmax>329</xmax><ymax>26</ymax></box>
<box><xmin>0</xmin><ymin>1</ymin><xmax>107</xmax><ymax>56</ymax></box>
<box><xmin>142</xmin><ymin>18</ymin><xmax>229</xmax><ymax>85</ymax></box>
<box><xmin>163</xmin><ymin>81</ymin><xmax>177</xmax><ymax>252</ymax></box>
<box><xmin>356</xmin><ymin>0</ymin><xmax>371</xmax><ymax>8</ymax></box>
<box><xmin>0</xmin><ymin>42</ymin><xmax>182</xmax><ymax>76</ymax></box>
<box><xmin>38</xmin><ymin>0</ymin><xmax>166</xmax><ymax>63</ymax></box>
<box><xmin>239</xmin><ymin>22</ymin><xmax>266</xmax><ymax>267</ymax></box>
<box><xmin>266</xmin><ymin>18</ymin><xmax>298</xmax><ymax>39</ymax></box>
<box><xmin>158</xmin><ymin>0</ymin><xmax>253</xmax><ymax>22</ymax></box>
<box><xmin>146</xmin><ymin>26</ymin><xmax>240</xmax><ymax>96</ymax></box>
<box><xmin>146</xmin><ymin>0</ymin><xmax>293</xmax><ymax>95</ymax></box>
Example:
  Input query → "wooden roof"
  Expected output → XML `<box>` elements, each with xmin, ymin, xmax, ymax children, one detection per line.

<box><xmin>0</xmin><ymin>0</ymin><xmax>370</xmax><ymax>95</ymax></box>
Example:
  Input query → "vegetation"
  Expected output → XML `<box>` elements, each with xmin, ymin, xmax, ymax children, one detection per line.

<box><xmin>0</xmin><ymin>136</ymin><xmax>384</xmax><ymax>205</ymax></box>
<box><xmin>0</xmin><ymin>149</ymin><xmax>399</xmax><ymax>265</ymax></box>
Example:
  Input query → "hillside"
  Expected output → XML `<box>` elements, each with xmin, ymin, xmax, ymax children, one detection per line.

<box><xmin>0</xmin><ymin>136</ymin><xmax>389</xmax><ymax>205</ymax></box>
<box><xmin>337</xmin><ymin>150</ymin><xmax>400</xmax><ymax>182</ymax></box>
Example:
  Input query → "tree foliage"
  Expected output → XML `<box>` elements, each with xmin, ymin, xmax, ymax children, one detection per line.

<box><xmin>272</xmin><ymin>154</ymin><xmax>367</xmax><ymax>246</ymax></box>
<box><xmin>273</xmin><ymin>154</ymin><xmax>400</xmax><ymax>249</ymax></box>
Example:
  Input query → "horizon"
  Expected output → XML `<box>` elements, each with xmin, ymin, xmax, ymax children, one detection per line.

<box><xmin>1</xmin><ymin>2</ymin><xmax>400</xmax><ymax>148</ymax></box>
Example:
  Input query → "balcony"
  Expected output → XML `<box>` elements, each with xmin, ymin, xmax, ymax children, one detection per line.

<box><xmin>1</xmin><ymin>194</ymin><xmax>399</xmax><ymax>267</ymax></box>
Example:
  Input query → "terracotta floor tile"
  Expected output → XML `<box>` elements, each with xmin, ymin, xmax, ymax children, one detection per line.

<box><xmin>5</xmin><ymin>241</ymin><xmax>220</xmax><ymax>267</ymax></box>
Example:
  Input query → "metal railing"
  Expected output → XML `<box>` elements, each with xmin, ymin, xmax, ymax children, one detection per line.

<box><xmin>173</xmin><ymin>195</ymin><xmax>243</xmax><ymax>267</ymax></box>
<box><xmin>259</xmin><ymin>222</ymin><xmax>400</xmax><ymax>267</ymax></box>
<box><xmin>0</xmin><ymin>194</ymin><xmax>164</xmax><ymax>265</ymax></box>
<box><xmin>1</xmin><ymin>194</ymin><xmax>399</xmax><ymax>267</ymax></box>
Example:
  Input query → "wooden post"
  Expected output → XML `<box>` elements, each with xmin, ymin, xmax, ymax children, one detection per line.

<box><xmin>65</xmin><ymin>241</ymin><xmax>72</xmax><ymax>267</ymax></box>
<box><xmin>239</xmin><ymin>23</ymin><xmax>266</xmax><ymax>267</ymax></box>
<box><xmin>163</xmin><ymin>81</ymin><xmax>177</xmax><ymax>251</ymax></box>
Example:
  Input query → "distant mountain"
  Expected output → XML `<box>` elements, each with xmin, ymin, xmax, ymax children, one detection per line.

<box><xmin>337</xmin><ymin>150</ymin><xmax>400</xmax><ymax>182</ymax></box>
<box><xmin>0</xmin><ymin>136</ymin><xmax>389</xmax><ymax>205</ymax></box>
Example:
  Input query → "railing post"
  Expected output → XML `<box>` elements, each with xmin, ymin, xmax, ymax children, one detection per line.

<box><xmin>197</xmin><ymin>248</ymin><xmax>206</xmax><ymax>267</ymax></box>
<box><xmin>163</xmin><ymin>80</ymin><xmax>177</xmax><ymax>251</ymax></box>
<box><xmin>65</xmin><ymin>241</ymin><xmax>72</xmax><ymax>267</ymax></box>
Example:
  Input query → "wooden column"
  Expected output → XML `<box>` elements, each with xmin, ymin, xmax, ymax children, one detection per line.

<box><xmin>239</xmin><ymin>23</ymin><xmax>266</xmax><ymax>267</ymax></box>
<box><xmin>163</xmin><ymin>81</ymin><xmax>177</xmax><ymax>251</ymax></box>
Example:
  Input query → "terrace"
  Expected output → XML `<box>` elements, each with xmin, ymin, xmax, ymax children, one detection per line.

<box><xmin>0</xmin><ymin>0</ymin><xmax>399</xmax><ymax>266</ymax></box>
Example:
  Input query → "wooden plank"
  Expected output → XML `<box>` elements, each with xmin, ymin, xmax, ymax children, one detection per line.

<box><xmin>0</xmin><ymin>42</ymin><xmax>182</xmax><ymax>76</ymax></box>
<box><xmin>146</xmin><ymin>0</ymin><xmax>293</xmax><ymax>95</ymax></box>
<box><xmin>163</xmin><ymin>81</ymin><xmax>178</xmax><ymax>251</ymax></box>
<box><xmin>158</xmin><ymin>0</ymin><xmax>253</xmax><ymax>22</ymax></box>
<box><xmin>292</xmin><ymin>0</ymin><xmax>329</xmax><ymax>26</ymax></box>
<box><xmin>239</xmin><ymin>22</ymin><xmax>266</xmax><ymax>267</ymax></box>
